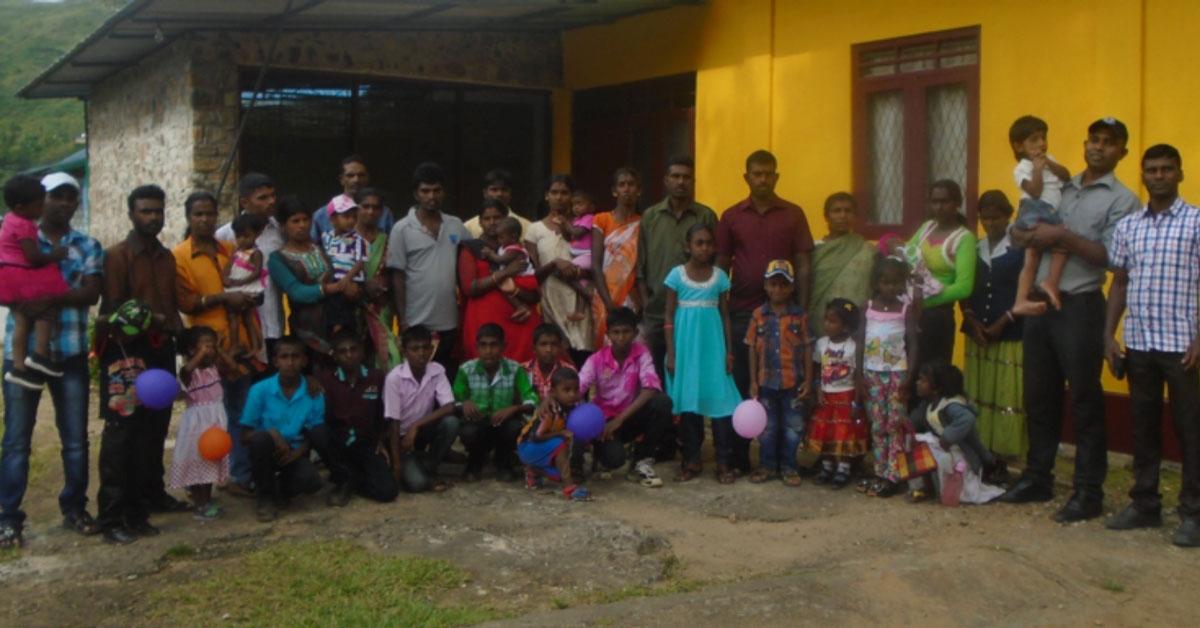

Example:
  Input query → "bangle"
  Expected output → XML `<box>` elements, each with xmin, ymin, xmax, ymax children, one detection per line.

<box><xmin>1006</xmin><ymin>310</ymin><xmax>1015</xmax><ymax>323</ymax></box>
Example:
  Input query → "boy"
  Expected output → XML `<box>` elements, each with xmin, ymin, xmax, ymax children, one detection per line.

<box><xmin>240</xmin><ymin>336</ymin><xmax>337</xmax><ymax>522</ymax></box>
<box><xmin>322</xmin><ymin>195</ymin><xmax>367</xmax><ymax>335</ymax></box>
<box><xmin>1009</xmin><ymin>115</ymin><xmax>1072</xmax><ymax>315</ymax></box>
<box><xmin>577</xmin><ymin>307</ymin><xmax>673</xmax><ymax>488</ymax></box>
<box><xmin>315</xmin><ymin>330</ymin><xmax>398</xmax><ymax>506</ymax></box>
<box><xmin>522</xmin><ymin>323</ymin><xmax>576</xmax><ymax>400</ymax></box>
<box><xmin>518</xmin><ymin>367</ymin><xmax>591</xmax><ymax>500</ymax></box>
<box><xmin>746</xmin><ymin>260</ymin><xmax>811</xmax><ymax>486</ymax></box>
<box><xmin>454</xmin><ymin>323</ymin><xmax>539</xmax><ymax>482</ymax></box>
<box><xmin>383</xmin><ymin>325</ymin><xmax>461</xmax><ymax>493</ymax></box>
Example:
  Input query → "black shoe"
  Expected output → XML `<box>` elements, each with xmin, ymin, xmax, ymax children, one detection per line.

<box><xmin>62</xmin><ymin>511</ymin><xmax>102</xmax><ymax>536</ymax></box>
<box><xmin>1105</xmin><ymin>505</ymin><xmax>1163</xmax><ymax>530</ymax></box>
<box><xmin>982</xmin><ymin>459</ymin><xmax>1009</xmax><ymax>487</ymax></box>
<box><xmin>1172</xmin><ymin>519</ymin><xmax>1200</xmax><ymax>547</ymax></box>
<box><xmin>1052</xmin><ymin>495</ymin><xmax>1103</xmax><ymax>523</ymax></box>
<box><xmin>461</xmin><ymin>469</ymin><xmax>482</xmax><ymax>483</ymax></box>
<box><xmin>327</xmin><ymin>483</ymin><xmax>353</xmax><ymax>508</ymax></box>
<box><xmin>997</xmin><ymin>478</ymin><xmax>1054</xmax><ymax>503</ymax></box>
<box><xmin>103</xmin><ymin>526</ymin><xmax>138</xmax><ymax>545</ymax></box>
<box><xmin>255</xmin><ymin>499</ymin><xmax>278</xmax><ymax>522</ymax></box>
<box><xmin>813</xmin><ymin>468</ymin><xmax>835</xmax><ymax>485</ymax></box>
<box><xmin>3</xmin><ymin>369</ymin><xmax>44</xmax><ymax>391</ymax></box>
<box><xmin>24</xmin><ymin>353</ymin><xmax>64</xmax><ymax>378</ymax></box>
<box><xmin>149</xmin><ymin>493</ymin><xmax>192</xmax><ymax>513</ymax></box>
<box><xmin>830</xmin><ymin>472</ymin><xmax>850</xmax><ymax>490</ymax></box>
<box><xmin>127</xmin><ymin>520</ymin><xmax>160</xmax><ymax>537</ymax></box>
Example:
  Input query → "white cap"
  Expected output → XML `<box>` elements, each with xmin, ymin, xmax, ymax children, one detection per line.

<box><xmin>40</xmin><ymin>172</ymin><xmax>80</xmax><ymax>193</ymax></box>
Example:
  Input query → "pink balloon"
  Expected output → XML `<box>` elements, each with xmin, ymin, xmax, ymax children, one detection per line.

<box><xmin>732</xmin><ymin>399</ymin><xmax>767</xmax><ymax>439</ymax></box>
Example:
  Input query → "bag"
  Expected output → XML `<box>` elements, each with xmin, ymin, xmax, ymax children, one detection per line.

<box><xmin>895</xmin><ymin>423</ymin><xmax>937</xmax><ymax>481</ymax></box>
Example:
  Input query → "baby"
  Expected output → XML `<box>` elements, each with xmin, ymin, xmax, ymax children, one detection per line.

<box><xmin>481</xmin><ymin>216</ymin><xmax>534</xmax><ymax>320</ymax></box>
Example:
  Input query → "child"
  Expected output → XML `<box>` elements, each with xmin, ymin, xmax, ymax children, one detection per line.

<box><xmin>321</xmin><ymin>195</ymin><xmax>368</xmax><ymax>335</ymax></box>
<box><xmin>1008</xmin><ymin>115</ymin><xmax>1072</xmax><ymax>315</ymax></box>
<box><xmin>746</xmin><ymin>259</ymin><xmax>812</xmax><ymax>486</ymax></box>
<box><xmin>169</xmin><ymin>326</ymin><xmax>236</xmax><ymax>520</ymax></box>
<box><xmin>480</xmin><ymin>216</ymin><xmax>535</xmax><ymax>320</ymax></box>
<box><xmin>518</xmin><ymin>367</ymin><xmax>591</xmax><ymax>501</ymax></box>
<box><xmin>522</xmin><ymin>323</ymin><xmax>576</xmax><ymax>400</ymax></box>
<box><xmin>808</xmin><ymin>299</ymin><xmax>869</xmax><ymax>489</ymax></box>
<box><xmin>664</xmin><ymin>224</ymin><xmax>744</xmax><ymax>484</ymax></box>
<box><xmin>384</xmin><ymin>325</ymin><xmax>460</xmax><ymax>494</ymax></box>
<box><xmin>908</xmin><ymin>362</ymin><xmax>1006</xmax><ymax>505</ymax></box>
<box><xmin>555</xmin><ymin>191</ymin><xmax>598</xmax><ymax>321</ymax></box>
<box><xmin>0</xmin><ymin>175</ymin><xmax>70</xmax><ymax>390</ymax></box>
<box><xmin>222</xmin><ymin>212</ymin><xmax>267</xmax><ymax>359</ymax></box>
<box><xmin>859</xmin><ymin>257</ymin><xmax>919</xmax><ymax>498</ymax></box>
<box><xmin>878</xmin><ymin>232</ymin><xmax>934</xmax><ymax>304</ymax></box>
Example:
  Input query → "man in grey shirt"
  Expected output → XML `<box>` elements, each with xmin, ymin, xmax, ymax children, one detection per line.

<box><xmin>387</xmin><ymin>162</ymin><xmax>468</xmax><ymax>377</ymax></box>
<box><xmin>999</xmin><ymin>118</ymin><xmax>1140</xmax><ymax>524</ymax></box>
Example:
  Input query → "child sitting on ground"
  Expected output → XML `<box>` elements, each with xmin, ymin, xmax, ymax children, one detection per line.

<box><xmin>557</xmin><ymin>191</ymin><xmax>598</xmax><ymax>321</ymax></box>
<box><xmin>222</xmin><ymin>212</ymin><xmax>267</xmax><ymax>358</ymax></box>
<box><xmin>170</xmin><ymin>326</ymin><xmax>237</xmax><ymax>520</ymax></box>
<box><xmin>518</xmin><ymin>367</ymin><xmax>591</xmax><ymax>501</ymax></box>
<box><xmin>480</xmin><ymin>216</ymin><xmax>535</xmax><ymax>321</ymax></box>
<box><xmin>1008</xmin><ymin>115</ymin><xmax>1072</xmax><ymax>315</ymax></box>
<box><xmin>321</xmin><ymin>195</ymin><xmax>367</xmax><ymax>335</ymax></box>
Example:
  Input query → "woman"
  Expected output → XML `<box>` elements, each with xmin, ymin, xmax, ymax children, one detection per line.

<box><xmin>355</xmin><ymin>187</ymin><xmax>401</xmax><ymax>370</ymax></box>
<box><xmin>590</xmin><ymin>167</ymin><xmax>643</xmax><ymax>346</ymax></box>
<box><xmin>808</xmin><ymin>192</ymin><xmax>877</xmax><ymax>338</ymax></box>
<box><xmin>906</xmin><ymin>180</ymin><xmax>977</xmax><ymax>373</ymax></box>
<box><xmin>526</xmin><ymin>174</ymin><xmax>594</xmax><ymax>360</ymax></box>
<box><xmin>458</xmin><ymin>199</ymin><xmax>543</xmax><ymax>362</ymax></box>
<box><xmin>961</xmin><ymin>190</ymin><xmax>1027</xmax><ymax>460</ymax></box>
<box><xmin>266</xmin><ymin>195</ymin><xmax>347</xmax><ymax>362</ymax></box>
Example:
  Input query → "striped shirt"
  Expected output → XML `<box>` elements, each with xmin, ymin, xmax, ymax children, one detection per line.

<box><xmin>745</xmin><ymin>303</ymin><xmax>809</xmax><ymax>390</ymax></box>
<box><xmin>1110</xmin><ymin>198</ymin><xmax>1200</xmax><ymax>353</ymax></box>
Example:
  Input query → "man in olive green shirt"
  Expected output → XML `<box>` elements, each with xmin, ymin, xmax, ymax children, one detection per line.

<box><xmin>636</xmin><ymin>155</ymin><xmax>718</xmax><ymax>379</ymax></box>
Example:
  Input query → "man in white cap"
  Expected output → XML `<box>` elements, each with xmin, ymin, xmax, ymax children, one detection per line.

<box><xmin>0</xmin><ymin>173</ymin><xmax>104</xmax><ymax>549</ymax></box>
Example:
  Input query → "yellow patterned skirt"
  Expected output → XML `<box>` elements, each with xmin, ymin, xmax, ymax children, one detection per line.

<box><xmin>964</xmin><ymin>339</ymin><xmax>1028</xmax><ymax>457</ymax></box>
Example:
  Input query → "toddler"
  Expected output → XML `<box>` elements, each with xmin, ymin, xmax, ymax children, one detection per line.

<box><xmin>222</xmin><ymin>212</ymin><xmax>266</xmax><ymax>358</ymax></box>
<box><xmin>559</xmin><ymin>191</ymin><xmax>598</xmax><ymax>321</ymax></box>
<box><xmin>321</xmin><ymin>195</ymin><xmax>368</xmax><ymax>335</ymax></box>
<box><xmin>807</xmin><ymin>299</ymin><xmax>869</xmax><ymax>490</ymax></box>
<box><xmin>518</xmin><ymin>367</ymin><xmax>591</xmax><ymax>500</ymax></box>
<box><xmin>170</xmin><ymin>326</ymin><xmax>236</xmax><ymax>520</ymax></box>
<box><xmin>480</xmin><ymin>216</ymin><xmax>535</xmax><ymax>320</ymax></box>
<box><xmin>1008</xmin><ymin>115</ymin><xmax>1072</xmax><ymax>315</ymax></box>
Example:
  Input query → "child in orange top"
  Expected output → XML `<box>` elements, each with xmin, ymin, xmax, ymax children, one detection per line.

<box><xmin>517</xmin><ymin>367</ymin><xmax>591</xmax><ymax>501</ymax></box>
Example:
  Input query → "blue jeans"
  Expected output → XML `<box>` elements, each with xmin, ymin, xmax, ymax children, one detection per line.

<box><xmin>1</xmin><ymin>356</ymin><xmax>91</xmax><ymax>529</ymax></box>
<box><xmin>757</xmin><ymin>387</ymin><xmax>805</xmax><ymax>473</ymax></box>
<box><xmin>222</xmin><ymin>375</ymin><xmax>254</xmax><ymax>485</ymax></box>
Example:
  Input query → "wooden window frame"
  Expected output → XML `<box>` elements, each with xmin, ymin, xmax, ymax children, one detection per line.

<box><xmin>851</xmin><ymin>26</ymin><xmax>981</xmax><ymax>239</ymax></box>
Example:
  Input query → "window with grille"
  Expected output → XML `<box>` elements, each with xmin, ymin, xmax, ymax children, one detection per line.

<box><xmin>851</xmin><ymin>27</ymin><xmax>980</xmax><ymax>236</ymax></box>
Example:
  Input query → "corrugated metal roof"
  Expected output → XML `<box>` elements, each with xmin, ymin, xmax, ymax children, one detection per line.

<box><xmin>20</xmin><ymin>0</ymin><xmax>693</xmax><ymax>99</ymax></box>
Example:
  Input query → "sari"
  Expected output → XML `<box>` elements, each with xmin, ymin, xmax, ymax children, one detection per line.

<box><xmin>363</xmin><ymin>231</ymin><xmax>402</xmax><ymax>370</ymax></box>
<box><xmin>590</xmin><ymin>211</ymin><xmax>642</xmax><ymax>347</ymax></box>
<box><xmin>808</xmin><ymin>233</ymin><xmax>877</xmax><ymax>338</ymax></box>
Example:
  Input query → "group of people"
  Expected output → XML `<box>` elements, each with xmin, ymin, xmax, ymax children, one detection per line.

<box><xmin>1</xmin><ymin>115</ymin><xmax>1197</xmax><ymax>551</ymax></box>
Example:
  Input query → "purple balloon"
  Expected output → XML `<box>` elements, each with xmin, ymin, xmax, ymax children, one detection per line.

<box><xmin>732</xmin><ymin>399</ymin><xmax>767</xmax><ymax>439</ymax></box>
<box><xmin>135</xmin><ymin>368</ymin><xmax>179</xmax><ymax>410</ymax></box>
<box><xmin>567</xmin><ymin>402</ymin><xmax>606</xmax><ymax>442</ymax></box>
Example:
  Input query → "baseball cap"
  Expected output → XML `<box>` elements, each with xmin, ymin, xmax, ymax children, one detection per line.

<box><xmin>41</xmin><ymin>172</ymin><xmax>80</xmax><ymax>193</ymax></box>
<box><xmin>1088</xmin><ymin>117</ymin><xmax>1129</xmax><ymax>143</ymax></box>
<box><xmin>326</xmin><ymin>194</ymin><xmax>357</xmax><ymax>217</ymax></box>
<box><xmin>763</xmin><ymin>259</ymin><xmax>795</xmax><ymax>282</ymax></box>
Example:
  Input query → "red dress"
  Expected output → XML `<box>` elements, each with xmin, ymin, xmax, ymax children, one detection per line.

<box><xmin>458</xmin><ymin>243</ymin><xmax>541</xmax><ymax>363</ymax></box>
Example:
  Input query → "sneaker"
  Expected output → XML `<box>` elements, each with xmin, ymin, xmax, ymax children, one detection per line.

<box><xmin>24</xmin><ymin>354</ymin><xmax>64</xmax><ymax>378</ymax></box>
<box><xmin>627</xmin><ymin>458</ymin><xmax>663</xmax><ymax>488</ymax></box>
<box><xmin>524</xmin><ymin>468</ymin><xmax>544</xmax><ymax>490</ymax></box>
<box><xmin>193</xmin><ymin>503</ymin><xmax>223</xmax><ymax>521</ymax></box>
<box><xmin>4</xmin><ymin>369</ymin><xmax>44</xmax><ymax>391</ymax></box>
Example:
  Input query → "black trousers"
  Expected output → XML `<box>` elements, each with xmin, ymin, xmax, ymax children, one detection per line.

<box><xmin>912</xmin><ymin>304</ymin><xmax>956</xmax><ymax>402</ymax></box>
<box><xmin>331</xmin><ymin>437</ymin><xmax>399</xmax><ymax>503</ymax></box>
<box><xmin>1127</xmin><ymin>349</ymin><xmax>1200</xmax><ymax>519</ymax></box>
<box><xmin>432</xmin><ymin>329</ymin><xmax>459</xmax><ymax>382</ymax></box>
<box><xmin>247</xmin><ymin>423</ymin><xmax>338</xmax><ymax>501</ymax></box>
<box><xmin>572</xmin><ymin>391</ymin><xmax>674</xmax><ymax>470</ymax></box>
<box><xmin>728</xmin><ymin>310</ymin><xmax>756</xmax><ymax>470</ymax></box>
<box><xmin>402</xmin><ymin>415</ymin><xmax>460</xmax><ymax>492</ymax></box>
<box><xmin>1021</xmin><ymin>290</ymin><xmax>1107</xmax><ymax>500</ymax></box>
<box><xmin>458</xmin><ymin>415</ymin><xmax>526</xmax><ymax>473</ymax></box>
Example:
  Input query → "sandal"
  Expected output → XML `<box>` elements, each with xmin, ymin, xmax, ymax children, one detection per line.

<box><xmin>524</xmin><ymin>468</ymin><xmax>543</xmax><ymax>490</ymax></box>
<box><xmin>868</xmin><ymin>479</ymin><xmax>898</xmax><ymax>498</ymax></box>
<box><xmin>717</xmin><ymin>466</ymin><xmax>737</xmax><ymax>485</ymax></box>
<box><xmin>674</xmin><ymin>463</ymin><xmax>701</xmax><ymax>482</ymax></box>
<box><xmin>830</xmin><ymin>472</ymin><xmax>850</xmax><ymax>490</ymax></box>
<box><xmin>780</xmin><ymin>470</ymin><xmax>803</xmax><ymax>487</ymax></box>
<box><xmin>62</xmin><ymin>511</ymin><xmax>102</xmax><ymax>536</ymax></box>
<box><xmin>563</xmin><ymin>484</ymin><xmax>593</xmax><ymax>501</ymax></box>
<box><xmin>855</xmin><ymin>477</ymin><xmax>874</xmax><ymax>493</ymax></box>
<box><xmin>813</xmin><ymin>468</ymin><xmax>835</xmax><ymax>485</ymax></box>
<box><xmin>0</xmin><ymin>524</ymin><xmax>22</xmax><ymax>550</ymax></box>
<box><xmin>750</xmin><ymin>469</ymin><xmax>778</xmax><ymax>484</ymax></box>
<box><xmin>907</xmin><ymin>489</ymin><xmax>930</xmax><ymax>504</ymax></box>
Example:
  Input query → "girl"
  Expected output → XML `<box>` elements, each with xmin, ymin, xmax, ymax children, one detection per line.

<box><xmin>664</xmin><ymin>224</ymin><xmax>744</xmax><ymax>483</ymax></box>
<box><xmin>169</xmin><ymin>326</ymin><xmax>236</xmax><ymax>519</ymax></box>
<box><xmin>559</xmin><ymin>190</ymin><xmax>597</xmax><ymax>321</ymax></box>
<box><xmin>0</xmin><ymin>174</ymin><xmax>70</xmax><ymax>390</ymax></box>
<box><xmin>909</xmin><ymin>362</ymin><xmax>1006</xmax><ymax>505</ymax></box>
<box><xmin>222</xmin><ymin>212</ymin><xmax>267</xmax><ymax>359</ymax></box>
<box><xmin>859</xmin><ymin>257</ymin><xmax>919</xmax><ymax>498</ymax></box>
<box><xmin>807</xmin><ymin>299</ymin><xmax>868</xmax><ymax>490</ymax></box>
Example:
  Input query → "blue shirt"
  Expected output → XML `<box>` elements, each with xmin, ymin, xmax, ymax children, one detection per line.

<box><xmin>3</xmin><ymin>227</ymin><xmax>104</xmax><ymax>362</ymax></box>
<box><xmin>240</xmin><ymin>374</ymin><xmax>325</xmax><ymax>448</ymax></box>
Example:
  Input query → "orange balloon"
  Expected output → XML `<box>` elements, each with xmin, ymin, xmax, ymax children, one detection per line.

<box><xmin>198</xmin><ymin>425</ymin><xmax>232</xmax><ymax>461</ymax></box>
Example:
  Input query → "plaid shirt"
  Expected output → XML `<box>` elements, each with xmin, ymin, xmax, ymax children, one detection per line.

<box><xmin>522</xmin><ymin>357</ymin><xmax>577</xmax><ymax>400</ymax></box>
<box><xmin>3</xmin><ymin>228</ymin><xmax>103</xmax><ymax>362</ymax></box>
<box><xmin>745</xmin><ymin>303</ymin><xmax>809</xmax><ymax>390</ymax></box>
<box><xmin>1110</xmin><ymin>198</ymin><xmax>1200</xmax><ymax>353</ymax></box>
<box><xmin>453</xmin><ymin>357</ymin><xmax>538</xmax><ymax>415</ymax></box>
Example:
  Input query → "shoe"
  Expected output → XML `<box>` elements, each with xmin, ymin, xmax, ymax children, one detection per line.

<box><xmin>127</xmin><ymin>520</ymin><xmax>160</xmax><ymax>537</ymax></box>
<box><xmin>102</xmin><ymin>526</ymin><xmax>138</xmax><ymax>545</ymax></box>
<box><xmin>983</xmin><ymin>459</ymin><xmax>1010</xmax><ymax>487</ymax></box>
<box><xmin>255</xmin><ymin>499</ymin><xmax>278</xmax><ymax>522</ymax></box>
<box><xmin>628</xmin><ymin>458</ymin><xmax>663</xmax><ymax>488</ymax></box>
<box><xmin>149</xmin><ymin>494</ymin><xmax>193</xmax><ymax>513</ymax></box>
<box><xmin>460</xmin><ymin>469</ymin><xmax>482</xmax><ymax>484</ymax></box>
<box><xmin>830</xmin><ymin>472</ymin><xmax>850</xmax><ymax>490</ymax></box>
<box><xmin>24</xmin><ymin>354</ymin><xmax>64</xmax><ymax>378</ymax></box>
<box><xmin>327</xmin><ymin>483</ymin><xmax>353</xmax><ymax>508</ymax></box>
<box><xmin>1172</xmin><ymin>519</ymin><xmax>1200</xmax><ymax>547</ymax></box>
<box><xmin>1105</xmin><ymin>505</ymin><xmax>1163</xmax><ymax>530</ymax></box>
<box><xmin>62</xmin><ymin>511</ymin><xmax>102</xmax><ymax>536</ymax></box>
<box><xmin>193</xmin><ymin>503</ymin><xmax>223</xmax><ymax>521</ymax></box>
<box><xmin>4</xmin><ymin>369</ymin><xmax>44</xmax><ymax>391</ymax></box>
<box><xmin>996</xmin><ymin>477</ymin><xmax>1054</xmax><ymax>503</ymax></box>
<box><xmin>813</xmin><ymin>467</ymin><xmax>835</xmax><ymax>485</ymax></box>
<box><xmin>1052</xmin><ymin>495</ymin><xmax>1103</xmax><ymax>523</ymax></box>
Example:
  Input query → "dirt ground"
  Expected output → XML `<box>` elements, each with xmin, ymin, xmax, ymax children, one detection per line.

<box><xmin>2</xmin><ymin>394</ymin><xmax>1198</xmax><ymax>627</ymax></box>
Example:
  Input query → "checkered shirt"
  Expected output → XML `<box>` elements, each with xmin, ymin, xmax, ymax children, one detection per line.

<box><xmin>3</xmin><ymin>228</ymin><xmax>104</xmax><ymax>362</ymax></box>
<box><xmin>453</xmin><ymin>357</ymin><xmax>538</xmax><ymax>415</ymax></box>
<box><xmin>1110</xmin><ymin>197</ymin><xmax>1200</xmax><ymax>353</ymax></box>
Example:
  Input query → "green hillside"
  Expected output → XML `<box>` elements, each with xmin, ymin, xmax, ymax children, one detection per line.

<box><xmin>0</xmin><ymin>0</ymin><xmax>122</xmax><ymax>183</ymax></box>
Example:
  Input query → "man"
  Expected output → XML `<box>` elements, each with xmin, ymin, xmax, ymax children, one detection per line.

<box><xmin>636</xmin><ymin>155</ymin><xmax>717</xmax><ymax>378</ymax></box>
<box><xmin>1000</xmin><ymin>118</ymin><xmax>1140</xmax><ymax>523</ymax></box>
<box><xmin>716</xmin><ymin>149</ymin><xmax>814</xmax><ymax>473</ymax></box>
<box><xmin>0</xmin><ymin>173</ymin><xmax>103</xmax><ymax>549</ymax></box>
<box><xmin>1103</xmin><ymin>144</ymin><xmax>1200</xmax><ymax>547</ymax></box>
<box><xmin>387</xmin><ymin>162</ymin><xmax>468</xmax><ymax>376</ymax></box>
<box><xmin>310</xmin><ymin>155</ymin><xmax>394</xmax><ymax>242</ymax></box>
<box><xmin>96</xmin><ymin>185</ymin><xmax>186</xmax><ymax>544</ymax></box>
<box><xmin>464</xmin><ymin>168</ymin><xmax>531</xmax><ymax>239</ymax></box>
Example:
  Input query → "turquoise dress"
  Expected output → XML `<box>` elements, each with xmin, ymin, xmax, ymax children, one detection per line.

<box><xmin>664</xmin><ymin>265</ymin><xmax>743</xmax><ymax>418</ymax></box>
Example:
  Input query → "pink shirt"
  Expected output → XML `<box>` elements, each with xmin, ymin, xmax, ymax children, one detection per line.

<box><xmin>578</xmin><ymin>342</ymin><xmax>661</xmax><ymax>419</ymax></box>
<box><xmin>0</xmin><ymin>213</ymin><xmax>38</xmax><ymax>267</ymax></box>
<box><xmin>383</xmin><ymin>361</ymin><xmax>454</xmax><ymax>435</ymax></box>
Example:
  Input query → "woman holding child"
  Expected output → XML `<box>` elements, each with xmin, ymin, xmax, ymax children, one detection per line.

<box><xmin>808</xmin><ymin>192</ymin><xmax>877</xmax><ymax>339</ymax></box>
<box><xmin>526</xmin><ymin>174</ymin><xmax>595</xmax><ymax>361</ymax></box>
<box><xmin>459</xmin><ymin>199</ymin><xmax>543</xmax><ymax>363</ymax></box>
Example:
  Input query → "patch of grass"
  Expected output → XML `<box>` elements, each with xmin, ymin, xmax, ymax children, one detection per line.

<box><xmin>552</xmin><ymin>597</ymin><xmax>570</xmax><ymax>610</ymax></box>
<box><xmin>147</xmin><ymin>540</ymin><xmax>497</xmax><ymax>627</ymax></box>
<box><xmin>162</xmin><ymin>544</ymin><xmax>197</xmax><ymax>560</ymax></box>
<box><xmin>1053</xmin><ymin>456</ymin><xmax>1182</xmax><ymax>509</ymax></box>
<box><xmin>0</xmin><ymin>548</ymin><xmax>21</xmax><ymax>563</ymax></box>
<box><xmin>1100</xmin><ymin>578</ymin><xmax>1125</xmax><ymax>593</ymax></box>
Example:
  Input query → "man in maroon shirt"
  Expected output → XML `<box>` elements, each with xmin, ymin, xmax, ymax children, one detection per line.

<box><xmin>716</xmin><ymin>150</ymin><xmax>815</xmax><ymax>473</ymax></box>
